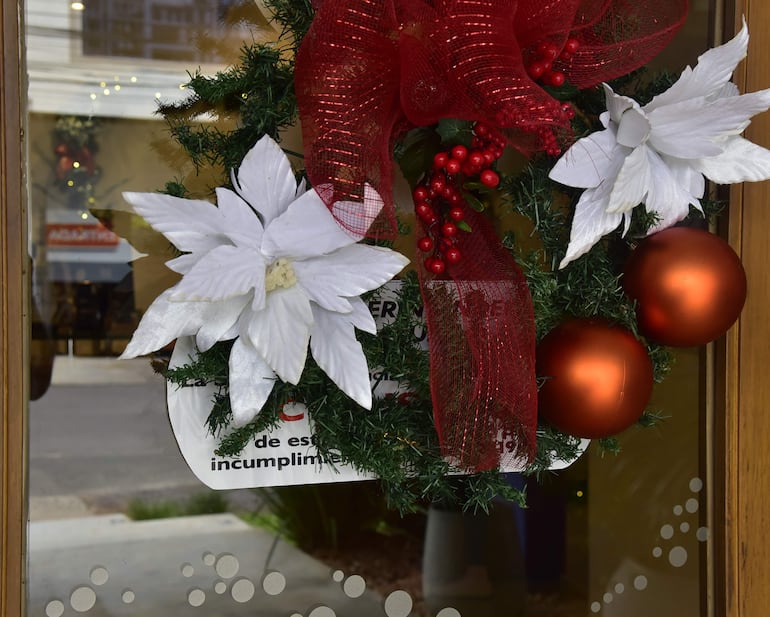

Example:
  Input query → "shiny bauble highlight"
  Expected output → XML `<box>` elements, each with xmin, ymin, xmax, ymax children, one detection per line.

<box><xmin>537</xmin><ymin>318</ymin><xmax>654</xmax><ymax>439</ymax></box>
<box><xmin>623</xmin><ymin>227</ymin><xmax>746</xmax><ymax>347</ymax></box>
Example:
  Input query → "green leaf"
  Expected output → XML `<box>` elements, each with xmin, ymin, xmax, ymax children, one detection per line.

<box><xmin>395</xmin><ymin>127</ymin><xmax>441</xmax><ymax>187</ymax></box>
<box><xmin>464</xmin><ymin>193</ymin><xmax>486</xmax><ymax>212</ymax></box>
<box><xmin>457</xmin><ymin>220</ymin><xmax>473</xmax><ymax>233</ymax></box>
<box><xmin>436</xmin><ymin>118</ymin><xmax>474</xmax><ymax>147</ymax></box>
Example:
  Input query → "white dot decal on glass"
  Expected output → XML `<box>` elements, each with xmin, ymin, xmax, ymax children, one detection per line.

<box><xmin>343</xmin><ymin>574</ymin><xmax>366</xmax><ymax>598</ymax></box>
<box><xmin>45</xmin><ymin>600</ymin><xmax>65</xmax><ymax>617</ymax></box>
<box><xmin>215</xmin><ymin>554</ymin><xmax>240</xmax><ymax>579</ymax></box>
<box><xmin>332</xmin><ymin>570</ymin><xmax>345</xmax><ymax>583</ymax></box>
<box><xmin>669</xmin><ymin>546</ymin><xmax>688</xmax><ymax>567</ymax></box>
<box><xmin>262</xmin><ymin>571</ymin><xmax>286</xmax><ymax>596</ymax></box>
<box><xmin>680</xmin><ymin>522</ymin><xmax>690</xmax><ymax>533</ymax></box>
<box><xmin>686</xmin><ymin>498</ymin><xmax>699</xmax><ymax>513</ymax></box>
<box><xmin>614</xmin><ymin>583</ymin><xmax>625</xmax><ymax>594</ymax></box>
<box><xmin>384</xmin><ymin>590</ymin><xmax>413</xmax><ymax>617</ymax></box>
<box><xmin>660</xmin><ymin>524</ymin><xmax>674</xmax><ymax>539</ymax></box>
<box><xmin>122</xmin><ymin>589</ymin><xmax>135</xmax><ymax>604</ymax></box>
<box><xmin>603</xmin><ymin>592</ymin><xmax>613</xmax><ymax>603</ymax></box>
<box><xmin>308</xmin><ymin>607</ymin><xmax>336</xmax><ymax>617</ymax></box>
<box><xmin>690</xmin><ymin>477</ymin><xmax>703</xmax><ymax>493</ymax></box>
<box><xmin>181</xmin><ymin>563</ymin><xmax>195</xmax><ymax>577</ymax></box>
<box><xmin>652</xmin><ymin>547</ymin><xmax>663</xmax><ymax>558</ymax></box>
<box><xmin>697</xmin><ymin>527</ymin><xmax>710</xmax><ymax>542</ymax></box>
<box><xmin>90</xmin><ymin>566</ymin><xmax>109</xmax><ymax>586</ymax></box>
<box><xmin>590</xmin><ymin>601</ymin><xmax>601</xmax><ymax>613</ymax></box>
<box><xmin>634</xmin><ymin>575</ymin><xmax>648</xmax><ymax>591</ymax></box>
<box><xmin>202</xmin><ymin>552</ymin><xmax>216</xmax><ymax>566</ymax></box>
<box><xmin>436</xmin><ymin>608</ymin><xmax>462</xmax><ymax>617</ymax></box>
<box><xmin>290</xmin><ymin>614</ymin><xmax>303</xmax><ymax>617</ymax></box>
<box><xmin>188</xmin><ymin>588</ymin><xmax>206</xmax><ymax>607</ymax></box>
<box><xmin>214</xmin><ymin>580</ymin><xmax>227</xmax><ymax>594</ymax></box>
<box><xmin>70</xmin><ymin>586</ymin><xmax>97</xmax><ymax>612</ymax></box>
<box><xmin>673</xmin><ymin>505</ymin><xmax>683</xmax><ymax>516</ymax></box>
<box><xmin>232</xmin><ymin>578</ymin><xmax>256</xmax><ymax>603</ymax></box>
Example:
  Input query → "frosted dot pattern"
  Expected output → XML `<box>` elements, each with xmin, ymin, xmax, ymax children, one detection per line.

<box><xmin>436</xmin><ymin>609</ymin><xmax>462</xmax><ymax>617</ymax></box>
<box><xmin>181</xmin><ymin>563</ymin><xmax>195</xmax><ymax>578</ymax></box>
<box><xmin>90</xmin><ymin>567</ymin><xmax>109</xmax><ymax>586</ymax></box>
<box><xmin>188</xmin><ymin>589</ymin><xmax>206</xmax><ymax>607</ymax></box>
<box><xmin>45</xmin><ymin>600</ymin><xmax>65</xmax><ymax>617</ymax></box>
<box><xmin>214</xmin><ymin>581</ymin><xmax>227</xmax><ymax>594</ymax></box>
<box><xmin>70</xmin><ymin>586</ymin><xmax>97</xmax><ymax>612</ymax></box>
<box><xmin>308</xmin><ymin>607</ymin><xmax>336</xmax><ymax>617</ymax></box>
<box><xmin>202</xmin><ymin>552</ymin><xmax>216</xmax><ymax>566</ymax></box>
<box><xmin>215</xmin><ymin>554</ymin><xmax>239</xmax><ymax>579</ymax></box>
<box><xmin>122</xmin><ymin>589</ymin><xmax>135</xmax><ymax>604</ymax></box>
<box><xmin>588</xmin><ymin>477</ymin><xmax>709</xmax><ymax>612</ymax></box>
<box><xmin>343</xmin><ymin>574</ymin><xmax>367</xmax><ymax>598</ymax></box>
<box><xmin>332</xmin><ymin>570</ymin><xmax>345</xmax><ymax>583</ymax></box>
<box><xmin>669</xmin><ymin>546</ymin><xmax>688</xmax><ymax>567</ymax></box>
<box><xmin>384</xmin><ymin>590</ymin><xmax>413</xmax><ymax>617</ymax></box>
<box><xmin>263</xmin><ymin>571</ymin><xmax>286</xmax><ymax>595</ymax></box>
<box><xmin>231</xmin><ymin>578</ymin><xmax>256</xmax><ymax>603</ymax></box>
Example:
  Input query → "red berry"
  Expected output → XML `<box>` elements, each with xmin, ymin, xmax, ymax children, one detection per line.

<box><xmin>445</xmin><ymin>247</ymin><xmax>462</xmax><ymax>264</ymax></box>
<box><xmin>433</xmin><ymin>152</ymin><xmax>449</xmax><ymax>169</ymax></box>
<box><xmin>468</xmin><ymin>151</ymin><xmax>485</xmax><ymax>168</ymax></box>
<box><xmin>441</xmin><ymin>222</ymin><xmax>458</xmax><ymax>237</ymax></box>
<box><xmin>542</xmin><ymin>43</ymin><xmax>559</xmax><ymax>61</ymax></box>
<box><xmin>546</xmin><ymin>71</ymin><xmax>565</xmax><ymax>87</ymax></box>
<box><xmin>426</xmin><ymin>258</ymin><xmax>445</xmax><ymax>275</ymax></box>
<box><xmin>450</xmin><ymin>145</ymin><xmax>468</xmax><ymax>161</ymax></box>
<box><xmin>564</xmin><ymin>38</ymin><xmax>580</xmax><ymax>54</ymax></box>
<box><xmin>559</xmin><ymin>50</ymin><xmax>572</xmax><ymax>61</ymax></box>
<box><xmin>449</xmin><ymin>206</ymin><xmax>464</xmax><ymax>221</ymax></box>
<box><xmin>527</xmin><ymin>61</ymin><xmax>546</xmax><ymax>79</ymax></box>
<box><xmin>430</xmin><ymin>176</ymin><xmax>445</xmax><ymax>193</ymax></box>
<box><xmin>474</xmin><ymin>122</ymin><xmax>490</xmax><ymax>137</ymax></box>
<box><xmin>480</xmin><ymin>169</ymin><xmax>500</xmax><ymax>188</ymax></box>
<box><xmin>448</xmin><ymin>192</ymin><xmax>462</xmax><ymax>205</ymax></box>
<box><xmin>413</xmin><ymin>186</ymin><xmax>429</xmax><ymax>202</ymax></box>
<box><xmin>417</xmin><ymin>236</ymin><xmax>434</xmax><ymax>252</ymax></box>
<box><xmin>482</xmin><ymin>150</ymin><xmax>495</xmax><ymax>165</ymax></box>
<box><xmin>415</xmin><ymin>202</ymin><xmax>433</xmax><ymax>220</ymax></box>
<box><xmin>445</xmin><ymin>158</ymin><xmax>461</xmax><ymax>174</ymax></box>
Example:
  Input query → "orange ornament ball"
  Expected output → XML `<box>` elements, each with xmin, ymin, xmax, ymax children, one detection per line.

<box><xmin>537</xmin><ymin>318</ymin><xmax>654</xmax><ymax>439</ymax></box>
<box><xmin>623</xmin><ymin>227</ymin><xmax>746</xmax><ymax>347</ymax></box>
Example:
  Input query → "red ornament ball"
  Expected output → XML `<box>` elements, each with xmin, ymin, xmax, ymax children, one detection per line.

<box><xmin>537</xmin><ymin>318</ymin><xmax>654</xmax><ymax>439</ymax></box>
<box><xmin>623</xmin><ymin>227</ymin><xmax>747</xmax><ymax>347</ymax></box>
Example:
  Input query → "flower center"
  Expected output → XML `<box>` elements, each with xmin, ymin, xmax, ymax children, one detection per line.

<box><xmin>265</xmin><ymin>258</ymin><xmax>297</xmax><ymax>292</ymax></box>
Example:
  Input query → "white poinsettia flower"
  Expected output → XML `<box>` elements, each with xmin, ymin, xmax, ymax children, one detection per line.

<box><xmin>550</xmin><ymin>19</ymin><xmax>770</xmax><ymax>268</ymax></box>
<box><xmin>121</xmin><ymin>135</ymin><xmax>409</xmax><ymax>426</ymax></box>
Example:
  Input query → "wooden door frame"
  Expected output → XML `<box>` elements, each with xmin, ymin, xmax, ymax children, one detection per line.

<box><xmin>0</xmin><ymin>0</ymin><xmax>27</xmax><ymax>615</ymax></box>
<box><xmin>2</xmin><ymin>1</ymin><xmax>770</xmax><ymax>615</ymax></box>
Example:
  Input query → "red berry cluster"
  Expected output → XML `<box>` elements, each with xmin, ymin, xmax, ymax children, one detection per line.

<box><xmin>526</xmin><ymin>38</ymin><xmax>580</xmax><ymax>87</ymax></box>
<box><xmin>413</xmin><ymin>122</ymin><xmax>505</xmax><ymax>275</ymax></box>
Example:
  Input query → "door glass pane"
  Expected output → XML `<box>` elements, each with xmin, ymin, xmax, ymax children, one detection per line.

<box><xmin>26</xmin><ymin>1</ymin><xmax>716</xmax><ymax>616</ymax></box>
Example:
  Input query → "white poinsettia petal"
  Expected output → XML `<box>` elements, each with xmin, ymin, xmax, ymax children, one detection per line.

<box><xmin>233</xmin><ymin>135</ymin><xmax>298</xmax><ymax>226</ymax></box>
<box><xmin>560</xmin><ymin>188</ymin><xmax>624</xmax><ymax>268</ymax></box>
<box><xmin>616</xmin><ymin>106</ymin><xmax>651</xmax><ymax>148</ymax></box>
<box><xmin>214</xmin><ymin>187</ymin><xmax>264</xmax><ymax>248</ymax></box>
<box><xmin>607</xmin><ymin>145</ymin><xmax>651</xmax><ymax>213</ymax></box>
<box><xmin>549</xmin><ymin>128</ymin><xmax>622</xmax><ymax>189</ymax></box>
<box><xmin>120</xmin><ymin>290</ymin><xmax>214</xmax><ymax>358</ymax></box>
<box><xmin>663</xmin><ymin>155</ymin><xmax>706</xmax><ymax>199</ymax></box>
<box><xmin>310</xmin><ymin>305</ymin><xmax>372</xmax><ymax>410</ymax></box>
<box><xmin>261</xmin><ymin>188</ymin><xmax>361</xmax><ymax>259</ymax></box>
<box><xmin>123</xmin><ymin>191</ymin><xmax>227</xmax><ymax>255</ymax></box>
<box><xmin>294</xmin><ymin>245</ymin><xmax>409</xmax><ymax>312</ymax></box>
<box><xmin>644</xmin><ymin>150</ymin><xmax>699</xmax><ymax>229</ymax></box>
<box><xmin>604</xmin><ymin>84</ymin><xmax>640</xmax><ymax>124</ymax></box>
<box><xmin>168</xmin><ymin>245</ymin><xmax>266</xmax><ymax>302</ymax></box>
<box><xmin>348</xmin><ymin>296</ymin><xmax>377</xmax><ymax>334</ymax></box>
<box><xmin>195</xmin><ymin>295</ymin><xmax>251</xmax><ymax>352</ymax></box>
<box><xmin>246</xmin><ymin>286</ymin><xmax>312</xmax><ymax>384</ymax></box>
<box><xmin>166</xmin><ymin>253</ymin><xmax>200</xmax><ymax>275</ymax></box>
<box><xmin>645</xmin><ymin>20</ymin><xmax>748</xmax><ymax>111</ymax></box>
<box><xmin>331</xmin><ymin>183</ymin><xmax>385</xmax><ymax>240</ymax></box>
<box><xmin>694</xmin><ymin>136</ymin><xmax>770</xmax><ymax>184</ymax></box>
<box><xmin>648</xmin><ymin>90</ymin><xmax>770</xmax><ymax>158</ymax></box>
<box><xmin>228</xmin><ymin>337</ymin><xmax>277</xmax><ymax>427</ymax></box>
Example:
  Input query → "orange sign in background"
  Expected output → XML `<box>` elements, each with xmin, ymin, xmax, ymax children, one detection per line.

<box><xmin>46</xmin><ymin>223</ymin><xmax>120</xmax><ymax>247</ymax></box>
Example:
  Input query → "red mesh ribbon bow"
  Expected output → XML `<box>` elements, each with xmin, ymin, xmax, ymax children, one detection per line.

<box><xmin>295</xmin><ymin>0</ymin><xmax>686</xmax><ymax>470</ymax></box>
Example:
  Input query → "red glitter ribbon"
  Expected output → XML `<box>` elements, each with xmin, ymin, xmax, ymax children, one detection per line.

<box><xmin>294</xmin><ymin>0</ymin><xmax>687</xmax><ymax>470</ymax></box>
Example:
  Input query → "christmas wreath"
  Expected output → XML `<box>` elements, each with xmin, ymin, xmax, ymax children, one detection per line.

<box><xmin>116</xmin><ymin>0</ymin><xmax>770</xmax><ymax>512</ymax></box>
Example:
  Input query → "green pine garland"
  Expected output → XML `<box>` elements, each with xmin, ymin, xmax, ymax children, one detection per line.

<box><xmin>157</xmin><ymin>0</ymin><xmax>721</xmax><ymax>513</ymax></box>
